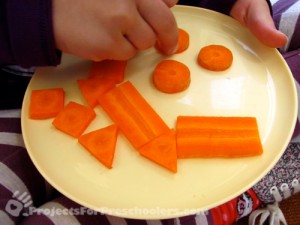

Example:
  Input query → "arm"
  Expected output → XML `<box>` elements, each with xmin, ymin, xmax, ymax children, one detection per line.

<box><xmin>0</xmin><ymin>0</ymin><xmax>61</xmax><ymax>67</ymax></box>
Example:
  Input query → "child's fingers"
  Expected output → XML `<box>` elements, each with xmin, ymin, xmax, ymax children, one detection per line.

<box><xmin>124</xmin><ymin>12</ymin><xmax>157</xmax><ymax>51</ymax></box>
<box><xmin>137</xmin><ymin>0</ymin><xmax>179</xmax><ymax>55</ymax></box>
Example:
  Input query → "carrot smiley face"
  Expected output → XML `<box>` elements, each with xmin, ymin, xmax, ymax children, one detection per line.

<box><xmin>152</xmin><ymin>60</ymin><xmax>191</xmax><ymax>94</ymax></box>
<box><xmin>197</xmin><ymin>45</ymin><xmax>233</xmax><ymax>71</ymax></box>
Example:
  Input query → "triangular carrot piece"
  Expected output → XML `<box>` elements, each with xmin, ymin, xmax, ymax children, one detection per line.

<box><xmin>138</xmin><ymin>129</ymin><xmax>177</xmax><ymax>173</ymax></box>
<box><xmin>88</xmin><ymin>60</ymin><xmax>127</xmax><ymax>84</ymax></box>
<box><xmin>29</xmin><ymin>88</ymin><xmax>65</xmax><ymax>119</ymax></box>
<box><xmin>78</xmin><ymin>124</ymin><xmax>118</xmax><ymax>169</ymax></box>
<box><xmin>77</xmin><ymin>78</ymin><xmax>115</xmax><ymax>108</ymax></box>
<box><xmin>52</xmin><ymin>101</ymin><xmax>96</xmax><ymax>138</ymax></box>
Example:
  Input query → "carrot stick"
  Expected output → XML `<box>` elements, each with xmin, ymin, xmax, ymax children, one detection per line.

<box><xmin>139</xmin><ymin>129</ymin><xmax>177</xmax><ymax>173</ymax></box>
<box><xmin>176</xmin><ymin>116</ymin><xmax>263</xmax><ymax>158</ymax></box>
<box><xmin>77</xmin><ymin>78</ymin><xmax>115</xmax><ymax>108</ymax></box>
<box><xmin>88</xmin><ymin>60</ymin><xmax>127</xmax><ymax>84</ymax></box>
<box><xmin>152</xmin><ymin>60</ymin><xmax>191</xmax><ymax>94</ymax></box>
<box><xmin>52</xmin><ymin>101</ymin><xmax>96</xmax><ymax>138</ymax></box>
<box><xmin>98</xmin><ymin>81</ymin><xmax>170</xmax><ymax>150</ymax></box>
<box><xmin>197</xmin><ymin>45</ymin><xmax>233</xmax><ymax>71</ymax></box>
<box><xmin>78</xmin><ymin>124</ymin><xmax>118</xmax><ymax>169</ymax></box>
<box><xmin>29</xmin><ymin>88</ymin><xmax>65</xmax><ymax>119</ymax></box>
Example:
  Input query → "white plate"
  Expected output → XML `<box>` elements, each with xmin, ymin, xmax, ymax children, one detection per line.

<box><xmin>21</xmin><ymin>6</ymin><xmax>297</xmax><ymax>219</ymax></box>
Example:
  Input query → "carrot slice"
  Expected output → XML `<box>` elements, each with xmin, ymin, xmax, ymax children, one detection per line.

<box><xmin>29</xmin><ymin>88</ymin><xmax>65</xmax><ymax>119</ymax></box>
<box><xmin>176</xmin><ymin>116</ymin><xmax>263</xmax><ymax>158</ymax></box>
<box><xmin>78</xmin><ymin>124</ymin><xmax>118</xmax><ymax>169</ymax></box>
<box><xmin>88</xmin><ymin>60</ymin><xmax>127</xmax><ymax>84</ymax></box>
<box><xmin>156</xmin><ymin>28</ymin><xmax>190</xmax><ymax>54</ymax></box>
<box><xmin>139</xmin><ymin>129</ymin><xmax>177</xmax><ymax>173</ymax></box>
<box><xmin>77</xmin><ymin>78</ymin><xmax>115</xmax><ymax>108</ymax></box>
<box><xmin>175</xmin><ymin>28</ymin><xmax>190</xmax><ymax>54</ymax></box>
<box><xmin>152</xmin><ymin>60</ymin><xmax>191</xmax><ymax>94</ymax></box>
<box><xmin>98</xmin><ymin>81</ymin><xmax>170</xmax><ymax>150</ymax></box>
<box><xmin>197</xmin><ymin>45</ymin><xmax>233</xmax><ymax>71</ymax></box>
<box><xmin>52</xmin><ymin>101</ymin><xmax>96</xmax><ymax>138</ymax></box>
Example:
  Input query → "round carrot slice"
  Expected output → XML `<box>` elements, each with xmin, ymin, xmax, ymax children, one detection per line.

<box><xmin>152</xmin><ymin>60</ymin><xmax>191</xmax><ymax>94</ymax></box>
<box><xmin>197</xmin><ymin>45</ymin><xmax>233</xmax><ymax>71</ymax></box>
<box><xmin>175</xmin><ymin>28</ymin><xmax>190</xmax><ymax>53</ymax></box>
<box><xmin>156</xmin><ymin>28</ymin><xmax>190</xmax><ymax>54</ymax></box>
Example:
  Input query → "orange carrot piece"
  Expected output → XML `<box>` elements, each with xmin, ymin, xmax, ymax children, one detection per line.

<box><xmin>197</xmin><ymin>45</ymin><xmax>233</xmax><ymax>71</ymax></box>
<box><xmin>98</xmin><ymin>81</ymin><xmax>170</xmax><ymax>150</ymax></box>
<box><xmin>88</xmin><ymin>60</ymin><xmax>127</xmax><ymax>84</ymax></box>
<box><xmin>139</xmin><ymin>129</ymin><xmax>177</xmax><ymax>173</ymax></box>
<box><xmin>52</xmin><ymin>101</ymin><xmax>96</xmax><ymax>138</ymax></box>
<box><xmin>78</xmin><ymin>124</ymin><xmax>118</xmax><ymax>169</ymax></box>
<box><xmin>156</xmin><ymin>28</ymin><xmax>190</xmax><ymax>54</ymax></box>
<box><xmin>77</xmin><ymin>78</ymin><xmax>115</xmax><ymax>108</ymax></box>
<box><xmin>175</xmin><ymin>28</ymin><xmax>190</xmax><ymax>54</ymax></box>
<box><xmin>29</xmin><ymin>88</ymin><xmax>65</xmax><ymax>119</ymax></box>
<box><xmin>176</xmin><ymin>116</ymin><xmax>263</xmax><ymax>158</ymax></box>
<box><xmin>152</xmin><ymin>60</ymin><xmax>191</xmax><ymax>94</ymax></box>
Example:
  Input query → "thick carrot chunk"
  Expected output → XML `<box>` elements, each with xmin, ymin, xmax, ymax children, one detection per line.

<box><xmin>98</xmin><ymin>81</ymin><xmax>170</xmax><ymax>150</ymax></box>
<box><xmin>197</xmin><ymin>45</ymin><xmax>233</xmax><ymax>71</ymax></box>
<box><xmin>52</xmin><ymin>101</ymin><xmax>96</xmax><ymax>138</ymax></box>
<box><xmin>152</xmin><ymin>60</ymin><xmax>191</xmax><ymax>94</ymax></box>
<box><xmin>88</xmin><ymin>60</ymin><xmax>127</xmax><ymax>84</ymax></box>
<box><xmin>78</xmin><ymin>124</ymin><xmax>118</xmax><ymax>169</ymax></box>
<box><xmin>77</xmin><ymin>78</ymin><xmax>115</xmax><ymax>108</ymax></box>
<box><xmin>139</xmin><ymin>129</ymin><xmax>177</xmax><ymax>173</ymax></box>
<box><xmin>29</xmin><ymin>88</ymin><xmax>65</xmax><ymax>119</ymax></box>
<box><xmin>176</xmin><ymin>116</ymin><xmax>263</xmax><ymax>158</ymax></box>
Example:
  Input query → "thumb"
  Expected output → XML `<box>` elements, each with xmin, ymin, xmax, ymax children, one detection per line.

<box><xmin>230</xmin><ymin>0</ymin><xmax>287</xmax><ymax>48</ymax></box>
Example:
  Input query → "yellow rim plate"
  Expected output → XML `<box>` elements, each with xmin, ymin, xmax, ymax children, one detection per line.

<box><xmin>21</xmin><ymin>6</ymin><xmax>297</xmax><ymax>219</ymax></box>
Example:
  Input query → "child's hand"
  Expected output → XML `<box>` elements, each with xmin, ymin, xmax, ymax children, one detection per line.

<box><xmin>230</xmin><ymin>0</ymin><xmax>287</xmax><ymax>48</ymax></box>
<box><xmin>52</xmin><ymin>0</ymin><xmax>179</xmax><ymax>61</ymax></box>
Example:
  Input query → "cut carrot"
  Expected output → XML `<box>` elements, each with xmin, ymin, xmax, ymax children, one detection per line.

<box><xmin>175</xmin><ymin>28</ymin><xmax>190</xmax><ymax>54</ymax></box>
<box><xmin>78</xmin><ymin>124</ymin><xmax>118</xmax><ymax>169</ymax></box>
<box><xmin>88</xmin><ymin>60</ymin><xmax>127</xmax><ymax>84</ymax></box>
<box><xmin>152</xmin><ymin>60</ymin><xmax>190</xmax><ymax>94</ymax></box>
<box><xmin>98</xmin><ymin>81</ymin><xmax>170</xmax><ymax>150</ymax></box>
<box><xmin>176</xmin><ymin>116</ymin><xmax>263</xmax><ymax>158</ymax></box>
<box><xmin>29</xmin><ymin>88</ymin><xmax>65</xmax><ymax>119</ymax></box>
<box><xmin>52</xmin><ymin>101</ymin><xmax>96</xmax><ymax>138</ymax></box>
<box><xmin>77</xmin><ymin>78</ymin><xmax>115</xmax><ymax>108</ymax></box>
<box><xmin>197</xmin><ymin>45</ymin><xmax>233</xmax><ymax>71</ymax></box>
<box><xmin>139</xmin><ymin>129</ymin><xmax>177</xmax><ymax>173</ymax></box>
<box><xmin>156</xmin><ymin>28</ymin><xmax>190</xmax><ymax>54</ymax></box>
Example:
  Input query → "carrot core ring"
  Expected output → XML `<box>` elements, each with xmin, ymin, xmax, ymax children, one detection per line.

<box><xmin>152</xmin><ymin>60</ymin><xmax>191</xmax><ymax>94</ymax></box>
<box><xmin>197</xmin><ymin>45</ymin><xmax>233</xmax><ymax>71</ymax></box>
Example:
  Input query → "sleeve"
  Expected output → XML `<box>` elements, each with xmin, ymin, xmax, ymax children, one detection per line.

<box><xmin>0</xmin><ymin>0</ymin><xmax>61</xmax><ymax>67</ymax></box>
<box><xmin>178</xmin><ymin>0</ymin><xmax>273</xmax><ymax>16</ymax></box>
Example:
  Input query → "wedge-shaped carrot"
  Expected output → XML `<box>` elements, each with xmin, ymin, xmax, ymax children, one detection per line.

<box><xmin>98</xmin><ymin>81</ymin><xmax>170</xmax><ymax>150</ymax></box>
<box><xmin>152</xmin><ymin>60</ymin><xmax>190</xmax><ymax>94</ymax></box>
<box><xmin>78</xmin><ymin>124</ymin><xmax>118</xmax><ymax>169</ymax></box>
<box><xmin>176</xmin><ymin>116</ymin><xmax>263</xmax><ymax>158</ymax></box>
<box><xmin>29</xmin><ymin>88</ymin><xmax>65</xmax><ymax>119</ymax></box>
<box><xmin>88</xmin><ymin>60</ymin><xmax>127</xmax><ymax>84</ymax></box>
<box><xmin>77</xmin><ymin>78</ymin><xmax>115</xmax><ymax>108</ymax></box>
<box><xmin>52</xmin><ymin>101</ymin><xmax>96</xmax><ymax>138</ymax></box>
<box><xmin>139</xmin><ymin>129</ymin><xmax>177</xmax><ymax>173</ymax></box>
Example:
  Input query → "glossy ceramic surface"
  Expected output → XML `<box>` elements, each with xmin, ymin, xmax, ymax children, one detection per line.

<box><xmin>21</xmin><ymin>6</ymin><xmax>297</xmax><ymax>219</ymax></box>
